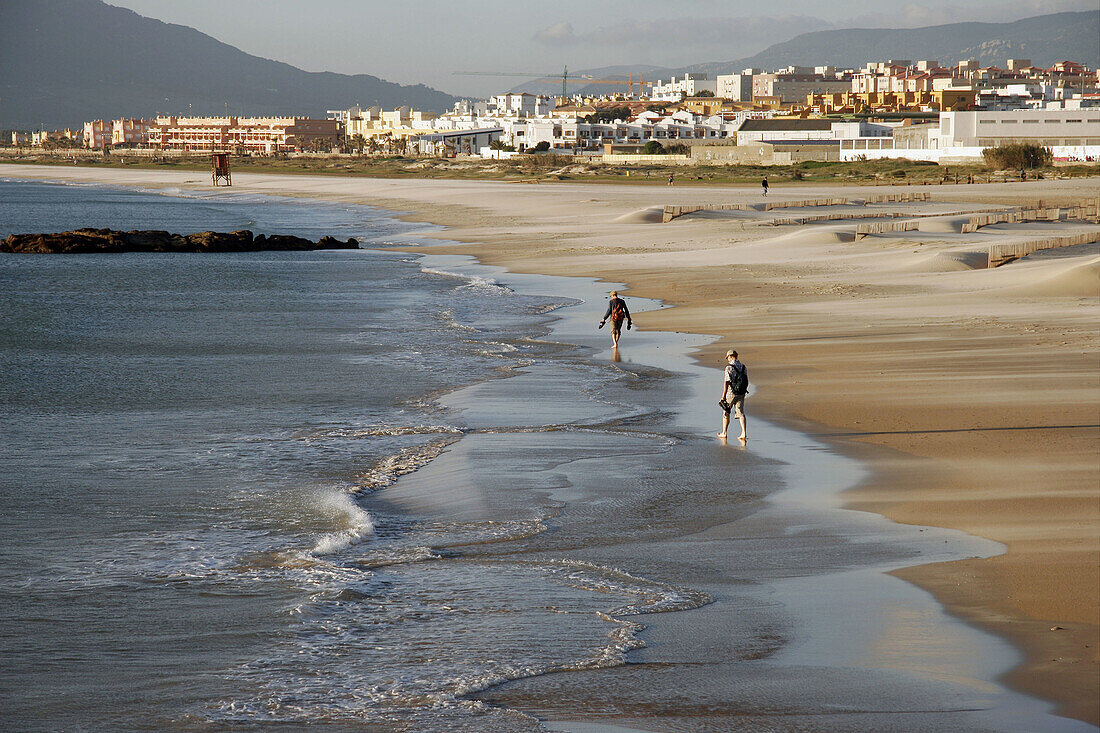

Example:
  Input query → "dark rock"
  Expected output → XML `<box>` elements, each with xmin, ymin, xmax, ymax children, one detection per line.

<box><xmin>319</xmin><ymin>235</ymin><xmax>358</xmax><ymax>249</ymax></box>
<box><xmin>253</xmin><ymin>233</ymin><xmax>314</xmax><ymax>251</ymax></box>
<box><xmin>1</xmin><ymin>228</ymin><xmax>359</xmax><ymax>254</ymax></box>
<box><xmin>185</xmin><ymin>230</ymin><xmax>256</xmax><ymax>252</ymax></box>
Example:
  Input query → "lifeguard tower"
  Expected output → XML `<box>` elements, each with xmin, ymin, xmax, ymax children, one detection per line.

<box><xmin>211</xmin><ymin>152</ymin><xmax>231</xmax><ymax>186</ymax></box>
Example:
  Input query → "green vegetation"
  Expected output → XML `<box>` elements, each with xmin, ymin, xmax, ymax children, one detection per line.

<box><xmin>2</xmin><ymin>150</ymin><xmax>1095</xmax><ymax>186</ymax></box>
<box><xmin>642</xmin><ymin>141</ymin><xmax>664</xmax><ymax>155</ymax></box>
<box><xmin>982</xmin><ymin>142</ymin><xmax>1054</xmax><ymax>170</ymax></box>
<box><xmin>583</xmin><ymin>106</ymin><xmax>633</xmax><ymax>123</ymax></box>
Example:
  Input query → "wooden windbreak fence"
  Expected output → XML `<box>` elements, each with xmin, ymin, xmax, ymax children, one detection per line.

<box><xmin>961</xmin><ymin>203</ymin><xmax>1098</xmax><ymax>233</ymax></box>
<box><xmin>661</xmin><ymin>196</ymin><xmax>1096</xmax><ymax>225</ymax></box>
<box><xmin>661</xmin><ymin>203</ymin><xmax>753</xmax><ymax>222</ymax></box>
<box><xmin>855</xmin><ymin>220</ymin><xmax>920</xmax><ymax>237</ymax></box>
<box><xmin>988</xmin><ymin>230</ymin><xmax>1100</xmax><ymax>267</ymax></box>
<box><xmin>763</xmin><ymin>197</ymin><xmax>849</xmax><ymax>211</ymax></box>
<box><xmin>862</xmin><ymin>192</ymin><xmax>931</xmax><ymax>204</ymax></box>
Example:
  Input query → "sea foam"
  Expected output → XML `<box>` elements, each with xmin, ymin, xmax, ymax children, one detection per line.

<box><xmin>309</xmin><ymin>490</ymin><xmax>375</xmax><ymax>555</ymax></box>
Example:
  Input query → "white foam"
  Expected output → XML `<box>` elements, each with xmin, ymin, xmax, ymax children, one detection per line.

<box><xmin>309</xmin><ymin>490</ymin><xmax>375</xmax><ymax>556</ymax></box>
<box><xmin>420</xmin><ymin>266</ymin><xmax>514</xmax><ymax>294</ymax></box>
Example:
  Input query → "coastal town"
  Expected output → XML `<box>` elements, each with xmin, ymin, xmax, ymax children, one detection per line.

<box><xmin>9</xmin><ymin>56</ymin><xmax>1100</xmax><ymax>165</ymax></box>
<box><xmin>3</xmin><ymin>1</ymin><xmax>1099</xmax><ymax>731</ymax></box>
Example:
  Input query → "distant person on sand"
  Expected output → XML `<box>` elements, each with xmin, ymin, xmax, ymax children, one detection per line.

<box><xmin>718</xmin><ymin>349</ymin><xmax>748</xmax><ymax>441</ymax></box>
<box><xmin>598</xmin><ymin>290</ymin><xmax>632</xmax><ymax>349</ymax></box>
<box><xmin>668</xmin><ymin>173</ymin><xmax>674</xmax><ymax>186</ymax></box>
<box><xmin>761</xmin><ymin>178</ymin><xmax>769</xmax><ymax>197</ymax></box>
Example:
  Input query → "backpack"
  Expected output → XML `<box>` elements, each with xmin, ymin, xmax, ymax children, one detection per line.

<box><xmin>729</xmin><ymin>363</ymin><xmax>748</xmax><ymax>395</ymax></box>
<box><xmin>610</xmin><ymin>298</ymin><xmax>625</xmax><ymax>321</ymax></box>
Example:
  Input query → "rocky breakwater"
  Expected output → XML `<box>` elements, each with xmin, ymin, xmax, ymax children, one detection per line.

<box><xmin>0</xmin><ymin>228</ymin><xmax>359</xmax><ymax>254</ymax></box>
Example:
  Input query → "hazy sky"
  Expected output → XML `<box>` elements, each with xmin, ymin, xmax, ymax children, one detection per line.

<box><xmin>107</xmin><ymin>0</ymin><xmax>1094</xmax><ymax>96</ymax></box>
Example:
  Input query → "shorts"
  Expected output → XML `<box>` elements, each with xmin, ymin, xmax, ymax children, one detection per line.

<box><xmin>610</xmin><ymin>318</ymin><xmax>624</xmax><ymax>336</ymax></box>
<box><xmin>722</xmin><ymin>393</ymin><xmax>745</xmax><ymax>418</ymax></box>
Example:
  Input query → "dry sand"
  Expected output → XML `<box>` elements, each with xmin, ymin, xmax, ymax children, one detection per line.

<box><xmin>4</xmin><ymin>165</ymin><xmax>1098</xmax><ymax>725</ymax></box>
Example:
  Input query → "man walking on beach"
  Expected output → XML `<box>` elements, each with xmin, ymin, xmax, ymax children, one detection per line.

<box><xmin>599</xmin><ymin>290</ymin><xmax>632</xmax><ymax>349</ymax></box>
<box><xmin>761</xmin><ymin>177</ymin><xmax>769</xmax><ymax>197</ymax></box>
<box><xmin>718</xmin><ymin>349</ymin><xmax>748</xmax><ymax>441</ymax></box>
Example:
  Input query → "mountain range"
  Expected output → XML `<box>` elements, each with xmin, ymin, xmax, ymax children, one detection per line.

<box><xmin>0</xmin><ymin>0</ymin><xmax>458</xmax><ymax>130</ymax></box>
<box><xmin>1</xmin><ymin>2</ymin><xmax>1096</xmax><ymax>131</ymax></box>
<box><xmin>511</xmin><ymin>11</ymin><xmax>1100</xmax><ymax>96</ymax></box>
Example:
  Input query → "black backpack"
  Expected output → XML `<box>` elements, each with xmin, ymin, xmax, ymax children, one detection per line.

<box><xmin>730</xmin><ymin>363</ymin><xmax>748</xmax><ymax>395</ymax></box>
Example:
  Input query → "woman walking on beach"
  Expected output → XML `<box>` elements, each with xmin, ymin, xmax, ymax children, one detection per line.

<box><xmin>761</xmin><ymin>177</ymin><xmax>769</xmax><ymax>197</ymax></box>
<box><xmin>598</xmin><ymin>291</ymin><xmax>632</xmax><ymax>349</ymax></box>
<box><xmin>718</xmin><ymin>349</ymin><xmax>748</xmax><ymax>441</ymax></box>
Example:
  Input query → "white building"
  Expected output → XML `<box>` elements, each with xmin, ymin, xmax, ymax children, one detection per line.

<box><xmin>840</xmin><ymin>109</ymin><xmax>1100</xmax><ymax>162</ymax></box>
<box><xmin>716</xmin><ymin>74</ymin><xmax>753</xmax><ymax>101</ymax></box>
<box><xmin>488</xmin><ymin>93</ymin><xmax>553</xmax><ymax>117</ymax></box>
<box><xmin>501</xmin><ymin>109</ymin><xmax>736</xmax><ymax>152</ymax></box>
<box><xmin>735</xmin><ymin>118</ymin><xmax>890</xmax><ymax>145</ymax></box>
<box><xmin>650</xmin><ymin>74</ymin><xmax>716</xmax><ymax>101</ymax></box>
<box><xmin>937</xmin><ymin>109</ymin><xmax>1100</xmax><ymax>147</ymax></box>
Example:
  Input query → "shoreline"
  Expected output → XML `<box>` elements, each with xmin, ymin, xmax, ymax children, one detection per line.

<box><xmin>3</xmin><ymin>165</ymin><xmax>1097</xmax><ymax>727</ymax></box>
<box><xmin>408</xmin><ymin>251</ymin><xmax>1071</xmax><ymax>732</ymax></box>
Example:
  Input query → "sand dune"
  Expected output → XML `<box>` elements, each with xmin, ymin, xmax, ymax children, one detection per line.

<box><xmin>916</xmin><ymin>215</ymin><xmax>974</xmax><ymax>233</ymax></box>
<box><xmin>770</xmin><ymin>226</ymin><xmax>857</xmax><ymax>244</ymax></box>
<box><xmin>1000</xmin><ymin>255</ymin><xmax>1100</xmax><ymax>297</ymax></box>
<box><xmin>901</xmin><ymin>249</ymin><xmax>990</xmax><ymax>272</ymax></box>
<box><xmin>614</xmin><ymin>206</ymin><xmax>665</xmax><ymax>223</ymax></box>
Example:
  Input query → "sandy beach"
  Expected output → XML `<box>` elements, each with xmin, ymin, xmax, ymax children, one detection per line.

<box><xmin>3</xmin><ymin>164</ymin><xmax>1097</xmax><ymax>727</ymax></box>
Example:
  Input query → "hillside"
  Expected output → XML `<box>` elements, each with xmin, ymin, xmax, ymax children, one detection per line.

<box><xmin>700</xmin><ymin>11</ymin><xmax>1099</xmax><ymax>75</ymax></box>
<box><xmin>0</xmin><ymin>0</ymin><xmax>458</xmax><ymax>130</ymax></box>
<box><xmin>512</xmin><ymin>11</ymin><xmax>1099</xmax><ymax>96</ymax></box>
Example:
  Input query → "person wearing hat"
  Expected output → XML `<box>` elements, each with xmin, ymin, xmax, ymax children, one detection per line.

<box><xmin>718</xmin><ymin>349</ymin><xmax>748</xmax><ymax>441</ymax></box>
<box><xmin>598</xmin><ymin>290</ymin><xmax>632</xmax><ymax>348</ymax></box>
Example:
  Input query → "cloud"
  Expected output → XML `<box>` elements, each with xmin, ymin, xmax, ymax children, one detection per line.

<box><xmin>532</xmin><ymin>21</ymin><xmax>578</xmax><ymax>46</ymax></box>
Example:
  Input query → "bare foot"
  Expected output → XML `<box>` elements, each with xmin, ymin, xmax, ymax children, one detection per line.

<box><xmin>738</xmin><ymin>435</ymin><xmax>747</xmax><ymax>442</ymax></box>
<box><xmin>717</xmin><ymin>432</ymin><xmax>727</xmax><ymax>438</ymax></box>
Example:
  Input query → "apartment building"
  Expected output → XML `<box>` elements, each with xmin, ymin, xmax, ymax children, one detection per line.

<box><xmin>335</xmin><ymin>106</ymin><xmax>439</xmax><ymax>141</ymax></box>
<box><xmin>809</xmin><ymin>88</ymin><xmax>976</xmax><ymax>114</ymax></box>
<box><xmin>505</xmin><ymin>109</ymin><xmax>735</xmax><ymax>151</ymax></box>
<box><xmin>715</xmin><ymin>74</ymin><xmax>753</xmax><ymax>102</ymax></box>
<box><xmin>83</xmin><ymin>119</ymin><xmax>110</xmax><ymax>149</ymax></box>
<box><xmin>751</xmin><ymin>73</ymin><xmax>851</xmax><ymax>104</ymax></box>
<box><xmin>650</xmin><ymin>74</ymin><xmax>716</xmax><ymax>101</ymax></box>
<box><xmin>146</xmin><ymin>116</ymin><xmax>340</xmax><ymax>152</ymax></box>
<box><xmin>31</xmin><ymin>129</ymin><xmax>78</xmax><ymax>146</ymax></box>
<box><xmin>487</xmin><ymin>93</ymin><xmax>554</xmax><ymax>117</ymax></box>
<box><xmin>111</xmin><ymin>118</ymin><xmax>154</xmax><ymax>147</ymax></box>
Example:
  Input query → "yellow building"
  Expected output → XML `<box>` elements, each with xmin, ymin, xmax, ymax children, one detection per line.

<box><xmin>807</xmin><ymin>88</ymin><xmax>976</xmax><ymax>114</ymax></box>
<box><xmin>344</xmin><ymin>106</ymin><xmax>437</xmax><ymax>141</ymax></box>
<box><xmin>677</xmin><ymin>98</ymin><xmax>759</xmax><ymax>115</ymax></box>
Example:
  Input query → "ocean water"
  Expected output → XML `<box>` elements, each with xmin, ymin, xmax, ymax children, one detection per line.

<box><xmin>0</xmin><ymin>180</ymin><xmax>723</xmax><ymax>731</ymax></box>
<box><xmin>4</xmin><ymin>177</ymin><xmax>1085</xmax><ymax>733</ymax></box>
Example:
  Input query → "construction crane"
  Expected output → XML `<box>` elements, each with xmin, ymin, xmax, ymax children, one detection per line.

<box><xmin>454</xmin><ymin>66</ymin><xmax>650</xmax><ymax>98</ymax></box>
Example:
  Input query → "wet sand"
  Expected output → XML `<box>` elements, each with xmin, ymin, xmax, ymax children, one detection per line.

<box><xmin>3</xmin><ymin>165</ymin><xmax>1097</xmax><ymax>728</ymax></box>
<box><xmin>407</xmin><ymin>256</ymin><xmax>1087</xmax><ymax>732</ymax></box>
